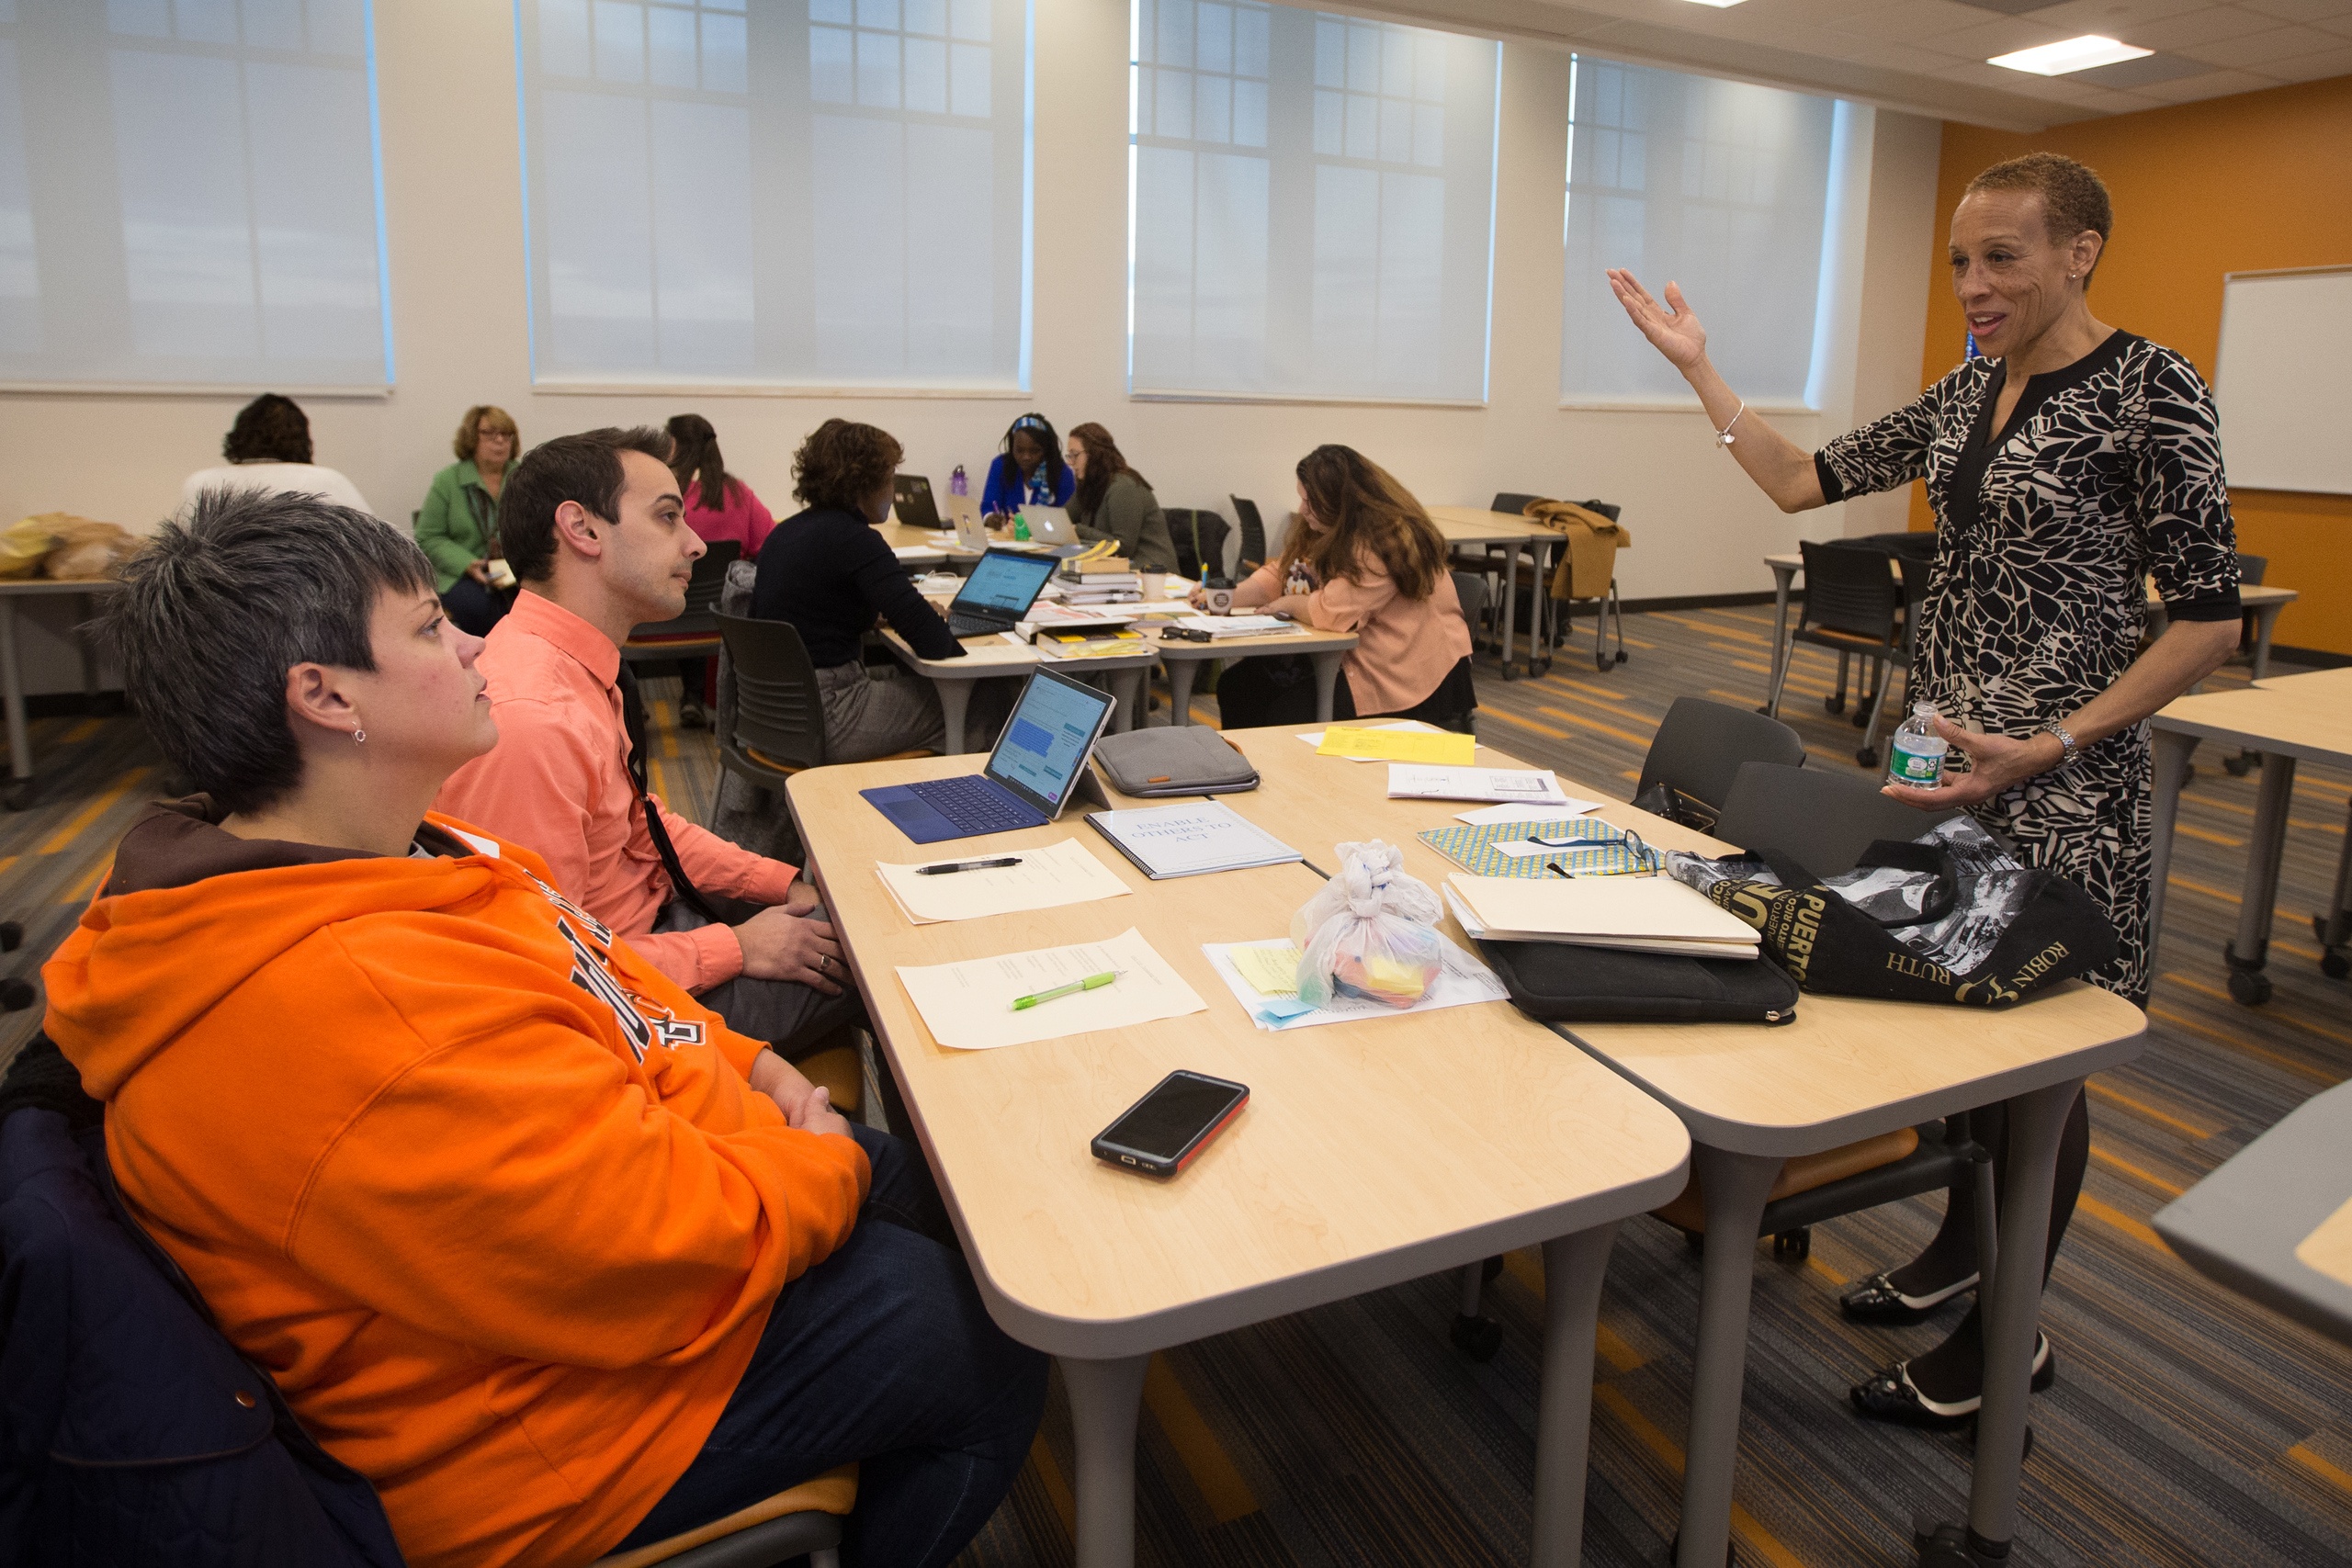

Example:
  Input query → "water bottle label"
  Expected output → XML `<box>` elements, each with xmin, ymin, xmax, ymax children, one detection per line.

<box><xmin>1889</xmin><ymin>739</ymin><xmax>1944</xmax><ymax>785</ymax></box>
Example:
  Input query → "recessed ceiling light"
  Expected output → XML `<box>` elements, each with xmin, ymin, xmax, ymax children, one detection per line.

<box><xmin>1679</xmin><ymin>0</ymin><xmax>1747</xmax><ymax>8</ymax></box>
<box><xmin>1988</xmin><ymin>36</ymin><xmax>2153</xmax><ymax>75</ymax></box>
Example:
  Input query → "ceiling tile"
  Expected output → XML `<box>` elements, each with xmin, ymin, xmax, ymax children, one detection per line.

<box><xmin>2018</xmin><ymin>0</ymin><xmax>2218</xmax><ymax>28</ymax></box>
<box><xmin>1815</xmin><ymin>0</ymin><xmax>2023</xmax><ymax>44</ymax></box>
<box><xmin>2233</xmin><ymin>0</ymin><xmax>2352</xmax><ymax>22</ymax></box>
<box><xmin>2112</xmin><ymin>6</ymin><xmax>2278</xmax><ymax>47</ymax></box>
<box><xmin>1925</xmin><ymin>16</ymin><xmax>2082</xmax><ymax>51</ymax></box>
<box><xmin>2256</xmin><ymin>39</ymin><xmax>2352</xmax><ymax>73</ymax></box>
<box><xmin>2177</xmin><ymin>20</ymin><xmax>2345</xmax><ymax>61</ymax></box>
<box><xmin>2073</xmin><ymin>48</ymin><xmax>2219</xmax><ymax>83</ymax></box>
<box><xmin>2116</xmin><ymin>63</ymin><xmax>2283</xmax><ymax>96</ymax></box>
<box><xmin>1826</xmin><ymin>36</ymin><xmax>1966</xmax><ymax>72</ymax></box>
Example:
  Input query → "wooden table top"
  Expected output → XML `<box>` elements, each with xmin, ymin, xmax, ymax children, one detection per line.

<box><xmin>2154</xmin><ymin>679</ymin><xmax>2352</xmax><ymax>767</ymax></box>
<box><xmin>881</xmin><ymin>576</ymin><xmax>1353</xmax><ymax>675</ymax></box>
<box><xmin>2297</xmin><ymin>1194</ymin><xmax>2352</xmax><ymax>1291</ymax></box>
<box><xmin>787</xmin><ymin>737</ymin><xmax>1691</xmax><ymax>1357</ymax></box>
<box><xmin>1428</xmin><ymin>506</ymin><xmax>1548</xmax><ymax>545</ymax></box>
<box><xmin>1215</xmin><ymin>734</ymin><xmax>2148</xmax><ymax>1155</ymax></box>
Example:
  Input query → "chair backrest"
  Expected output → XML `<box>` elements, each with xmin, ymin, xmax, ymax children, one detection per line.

<box><xmin>1449</xmin><ymin>570</ymin><xmax>1488</xmax><ymax>630</ymax></box>
<box><xmin>1798</xmin><ymin>538</ymin><xmax>1901</xmax><ymax>640</ymax></box>
<box><xmin>715</xmin><ymin>612</ymin><xmax>828</xmax><ymax>772</ymax></box>
<box><xmin>629</xmin><ymin>540</ymin><xmax>741</xmax><ymax>638</ymax></box>
<box><xmin>2236</xmin><ymin>551</ymin><xmax>2267</xmax><ymax>586</ymax></box>
<box><xmin>1714</xmin><ymin>761</ymin><xmax>1960</xmax><ymax>876</ymax></box>
<box><xmin>1229</xmin><ymin>495</ymin><xmax>1268</xmax><ymax>570</ymax></box>
<box><xmin>1574</xmin><ymin>497</ymin><xmax>1621</xmax><ymax>523</ymax></box>
<box><xmin>1635</xmin><ymin>696</ymin><xmax>1806</xmax><ymax>814</ymax></box>
<box><xmin>1491</xmin><ymin>491</ymin><xmax>1541</xmax><ymax>517</ymax></box>
<box><xmin>1165</xmin><ymin>508</ymin><xmax>1232</xmax><ymax>581</ymax></box>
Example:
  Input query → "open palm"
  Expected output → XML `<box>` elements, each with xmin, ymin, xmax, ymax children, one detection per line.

<box><xmin>1607</xmin><ymin>269</ymin><xmax>1708</xmax><ymax>371</ymax></box>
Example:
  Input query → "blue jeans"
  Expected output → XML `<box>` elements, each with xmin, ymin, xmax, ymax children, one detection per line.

<box><xmin>611</xmin><ymin>1122</ymin><xmax>1047</xmax><ymax>1568</ymax></box>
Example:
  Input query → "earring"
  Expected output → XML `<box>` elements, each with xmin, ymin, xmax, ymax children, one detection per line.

<box><xmin>353</xmin><ymin>726</ymin><xmax>367</xmax><ymax>745</ymax></box>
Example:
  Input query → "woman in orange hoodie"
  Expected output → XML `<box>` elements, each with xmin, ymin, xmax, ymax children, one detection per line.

<box><xmin>43</xmin><ymin>488</ymin><xmax>1045</xmax><ymax>1568</ymax></box>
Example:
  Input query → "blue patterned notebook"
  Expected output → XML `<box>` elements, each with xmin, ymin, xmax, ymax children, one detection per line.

<box><xmin>1417</xmin><ymin>818</ymin><xmax>1656</xmax><ymax>879</ymax></box>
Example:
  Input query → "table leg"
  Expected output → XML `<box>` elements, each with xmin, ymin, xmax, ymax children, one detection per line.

<box><xmin>1061</xmin><ymin>1353</ymin><xmax>1149</xmax><ymax>1568</ymax></box>
<box><xmin>1762</xmin><ymin>565</ymin><xmax>1796</xmax><ymax>713</ymax></box>
<box><xmin>938</xmin><ymin>681</ymin><xmax>973</xmax><ymax>755</ymax></box>
<box><xmin>1533</xmin><ymin>1222</ymin><xmax>1621</xmax><ymax>1568</ymax></box>
<box><xmin>0</xmin><ymin>596</ymin><xmax>29</xmax><ymax>806</ymax></box>
<box><xmin>1310</xmin><ymin>650</ymin><xmax>1346</xmax><ymax>724</ymax></box>
<box><xmin>1918</xmin><ymin>1078</ymin><xmax>2081</xmax><ymax>1566</ymax></box>
<box><xmin>1676</xmin><ymin>1145</ymin><xmax>1781</xmax><ymax>1568</ymax></box>
<box><xmin>1166</xmin><ymin>660</ymin><xmax>1197</xmax><ymax>728</ymax></box>
<box><xmin>2227</xmin><ymin>750</ymin><xmax>2296</xmax><ymax>1000</ymax></box>
<box><xmin>2250</xmin><ymin>604</ymin><xmax>2280</xmax><ymax>683</ymax></box>
<box><xmin>2146</xmin><ymin>728</ymin><xmax>2196</xmax><ymax>973</ymax></box>
<box><xmin>1530</xmin><ymin>538</ymin><xmax>1555</xmax><ymax>677</ymax></box>
<box><xmin>1110</xmin><ymin>671</ymin><xmax>1141</xmax><ymax>734</ymax></box>
<box><xmin>1501</xmin><ymin>545</ymin><xmax>1522</xmax><ymax>682</ymax></box>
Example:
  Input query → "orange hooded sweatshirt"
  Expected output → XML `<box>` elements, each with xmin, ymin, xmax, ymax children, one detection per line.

<box><xmin>41</xmin><ymin>801</ymin><xmax>870</xmax><ymax>1568</ymax></box>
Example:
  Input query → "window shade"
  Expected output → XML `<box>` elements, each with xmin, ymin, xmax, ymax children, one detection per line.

<box><xmin>1560</xmin><ymin>57</ymin><xmax>1833</xmax><ymax>406</ymax></box>
<box><xmin>517</xmin><ymin>0</ymin><xmax>1031</xmax><ymax>389</ymax></box>
<box><xmin>1130</xmin><ymin>1</ymin><xmax>1497</xmax><ymax>402</ymax></box>
<box><xmin>0</xmin><ymin>0</ymin><xmax>390</xmax><ymax>389</ymax></box>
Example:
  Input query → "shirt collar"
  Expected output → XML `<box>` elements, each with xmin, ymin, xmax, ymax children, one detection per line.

<box><xmin>507</xmin><ymin>589</ymin><xmax>621</xmax><ymax>693</ymax></box>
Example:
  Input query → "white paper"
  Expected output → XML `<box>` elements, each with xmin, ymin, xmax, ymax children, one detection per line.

<box><xmin>1202</xmin><ymin>938</ymin><xmax>1509</xmax><ymax>1032</ymax></box>
<box><xmin>1453</xmin><ymin>796</ymin><xmax>1607</xmax><ymax>824</ymax></box>
<box><xmin>891</xmin><ymin>545</ymin><xmax>938</xmax><ymax>560</ymax></box>
<box><xmin>1388</xmin><ymin>765</ymin><xmax>1571</xmax><ymax>804</ymax></box>
<box><xmin>895</xmin><ymin>927</ymin><xmax>1207</xmax><ymax>1051</ymax></box>
<box><xmin>1088</xmin><ymin>802</ymin><xmax>1301</xmax><ymax>878</ymax></box>
<box><xmin>1487</xmin><ymin>839</ymin><xmax>1572</xmax><ymax>860</ymax></box>
<box><xmin>875</xmin><ymin>839</ymin><xmax>1132</xmax><ymax>925</ymax></box>
<box><xmin>1170</xmin><ymin>614</ymin><xmax>1295</xmax><ymax>637</ymax></box>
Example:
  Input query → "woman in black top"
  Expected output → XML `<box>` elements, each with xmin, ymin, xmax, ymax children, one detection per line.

<box><xmin>752</xmin><ymin>420</ymin><xmax>965</xmax><ymax>762</ymax></box>
<box><xmin>1611</xmin><ymin>154</ymin><xmax>2242</xmax><ymax>1426</ymax></box>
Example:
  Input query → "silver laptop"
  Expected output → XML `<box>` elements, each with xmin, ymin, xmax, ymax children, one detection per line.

<box><xmin>946</xmin><ymin>491</ymin><xmax>989</xmax><ymax>552</ymax></box>
<box><xmin>1016</xmin><ymin>504</ymin><xmax>1080</xmax><ymax>547</ymax></box>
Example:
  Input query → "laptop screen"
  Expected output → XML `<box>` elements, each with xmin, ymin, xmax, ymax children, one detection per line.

<box><xmin>987</xmin><ymin>671</ymin><xmax>1114</xmax><ymax>809</ymax></box>
<box><xmin>955</xmin><ymin>550</ymin><xmax>1057</xmax><ymax>617</ymax></box>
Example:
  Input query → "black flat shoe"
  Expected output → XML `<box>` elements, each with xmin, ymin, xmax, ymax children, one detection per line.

<box><xmin>1849</xmin><ymin>1335</ymin><xmax>2054</xmax><ymax>1429</ymax></box>
<box><xmin>679</xmin><ymin>699</ymin><xmax>707</xmax><ymax>730</ymax></box>
<box><xmin>1840</xmin><ymin>1269</ymin><xmax>1980</xmax><ymax>1325</ymax></box>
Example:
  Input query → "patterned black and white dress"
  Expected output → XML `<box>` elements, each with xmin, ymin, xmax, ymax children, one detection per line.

<box><xmin>1814</xmin><ymin>331</ymin><xmax>2241</xmax><ymax>1002</ymax></box>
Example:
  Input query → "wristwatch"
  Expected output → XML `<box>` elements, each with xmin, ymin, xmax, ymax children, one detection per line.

<box><xmin>2042</xmin><ymin>719</ymin><xmax>2081</xmax><ymax>765</ymax></box>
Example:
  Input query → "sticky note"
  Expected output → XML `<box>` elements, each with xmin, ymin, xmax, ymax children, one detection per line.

<box><xmin>1228</xmin><ymin>942</ymin><xmax>1304</xmax><ymax>997</ymax></box>
<box><xmin>1315</xmin><ymin>725</ymin><xmax>1476</xmax><ymax>766</ymax></box>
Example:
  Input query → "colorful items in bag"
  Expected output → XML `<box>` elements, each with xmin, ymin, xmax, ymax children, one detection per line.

<box><xmin>1291</xmin><ymin>840</ymin><xmax>1446</xmax><ymax>1010</ymax></box>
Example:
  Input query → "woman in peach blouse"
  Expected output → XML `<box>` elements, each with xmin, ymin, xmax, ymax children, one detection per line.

<box><xmin>1203</xmin><ymin>445</ymin><xmax>1476</xmax><ymax>731</ymax></box>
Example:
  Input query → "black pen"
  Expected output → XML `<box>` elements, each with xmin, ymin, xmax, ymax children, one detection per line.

<box><xmin>915</xmin><ymin>856</ymin><xmax>1022</xmax><ymax>875</ymax></box>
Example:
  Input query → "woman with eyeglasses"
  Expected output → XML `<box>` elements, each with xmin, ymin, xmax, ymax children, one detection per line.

<box><xmin>1063</xmin><ymin>423</ymin><xmax>1177</xmax><ymax>573</ymax></box>
<box><xmin>416</xmin><ymin>404</ymin><xmax>519</xmax><ymax>637</ymax></box>
<box><xmin>978</xmin><ymin>412</ymin><xmax>1074</xmax><ymax>522</ymax></box>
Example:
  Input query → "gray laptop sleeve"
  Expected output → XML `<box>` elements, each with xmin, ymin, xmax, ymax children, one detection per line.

<box><xmin>1091</xmin><ymin>727</ymin><xmax>1260</xmax><ymax>796</ymax></box>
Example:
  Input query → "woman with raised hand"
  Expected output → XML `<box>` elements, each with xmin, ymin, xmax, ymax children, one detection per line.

<box><xmin>1610</xmin><ymin>151</ymin><xmax>2241</xmax><ymax>1428</ymax></box>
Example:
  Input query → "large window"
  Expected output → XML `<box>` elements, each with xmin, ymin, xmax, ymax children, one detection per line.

<box><xmin>1129</xmin><ymin>1</ymin><xmax>1498</xmax><ymax>403</ymax></box>
<box><xmin>1560</xmin><ymin>57</ymin><xmax>1835</xmax><ymax>407</ymax></box>
<box><xmin>518</xmin><ymin>0</ymin><xmax>1031</xmax><ymax>389</ymax></box>
<box><xmin>0</xmin><ymin>0</ymin><xmax>390</xmax><ymax>390</ymax></box>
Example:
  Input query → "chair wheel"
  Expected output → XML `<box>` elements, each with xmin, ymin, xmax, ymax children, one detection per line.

<box><xmin>1450</xmin><ymin>1314</ymin><xmax>1503</xmax><ymax>1362</ymax></box>
<box><xmin>1771</xmin><ymin>1228</ymin><xmax>1811</xmax><ymax>1262</ymax></box>
<box><xmin>0</xmin><ymin>921</ymin><xmax>19</xmax><ymax>952</ymax></box>
<box><xmin>2324</xmin><ymin>952</ymin><xmax>2349</xmax><ymax>981</ymax></box>
<box><xmin>1857</xmin><ymin>747</ymin><xmax>1880</xmax><ymax>771</ymax></box>
<box><xmin>0</xmin><ymin>977</ymin><xmax>33</xmax><ymax>1012</ymax></box>
<box><xmin>1596</xmin><ymin>650</ymin><xmax>1610</xmax><ymax>671</ymax></box>
<box><xmin>1613</xmin><ymin>650</ymin><xmax>1628</xmax><ymax>665</ymax></box>
<box><xmin>1823</xmin><ymin>695</ymin><xmax>1845</xmax><ymax>716</ymax></box>
<box><xmin>2223</xmin><ymin>752</ymin><xmax>2254</xmax><ymax>776</ymax></box>
<box><xmin>2226</xmin><ymin>966</ymin><xmax>2272</xmax><ymax>1006</ymax></box>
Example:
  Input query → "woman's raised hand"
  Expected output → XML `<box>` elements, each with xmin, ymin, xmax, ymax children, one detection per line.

<box><xmin>1607</xmin><ymin>270</ymin><xmax>1708</xmax><ymax>372</ymax></box>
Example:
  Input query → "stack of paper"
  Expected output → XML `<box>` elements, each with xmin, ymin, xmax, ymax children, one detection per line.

<box><xmin>1085</xmin><ymin>802</ymin><xmax>1303</xmax><ymax>879</ymax></box>
<box><xmin>895</xmin><ymin>927</ymin><xmax>1207</xmax><ymax>1050</ymax></box>
<box><xmin>1388</xmin><ymin>764</ymin><xmax>1574</xmax><ymax>804</ymax></box>
<box><xmin>1202</xmin><ymin>937</ymin><xmax>1510</xmax><ymax>1031</ymax></box>
<box><xmin>1169</xmin><ymin>615</ymin><xmax>1295</xmax><ymax>638</ymax></box>
<box><xmin>1447</xmin><ymin>874</ymin><xmax>1759</xmax><ymax>959</ymax></box>
<box><xmin>875</xmin><ymin>838</ymin><xmax>1132</xmax><ymax>925</ymax></box>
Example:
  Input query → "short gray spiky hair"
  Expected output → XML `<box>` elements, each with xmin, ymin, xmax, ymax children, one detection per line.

<box><xmin>104</xmin><ymin>487</ymin><xmax>437</xmax><ymax>816</ymax></box>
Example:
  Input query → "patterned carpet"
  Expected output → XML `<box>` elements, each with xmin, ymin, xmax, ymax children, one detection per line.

<box><xmin>3</xmin><ymin>602</ymin><xmax>2347</xmax><ymax>1567</ymax></box>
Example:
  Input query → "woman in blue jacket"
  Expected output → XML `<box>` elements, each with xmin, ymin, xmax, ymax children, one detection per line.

<box><xmin>978</xmin><ymin>412</ymin><xmax>1073</xmax><ymax>520</ymax></box>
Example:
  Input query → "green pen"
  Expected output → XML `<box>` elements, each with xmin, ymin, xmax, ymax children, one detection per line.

<box><xmin>1011</xmin><ymin>970</ymin><xmax>1120</xmax><ymax>1010</ymax></box>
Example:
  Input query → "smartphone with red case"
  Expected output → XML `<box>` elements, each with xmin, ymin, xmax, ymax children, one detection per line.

<box><xmin>1091</xmin><ymin>1070</ymin><xmax>1249</xmax><ymax>1178</ymax></box>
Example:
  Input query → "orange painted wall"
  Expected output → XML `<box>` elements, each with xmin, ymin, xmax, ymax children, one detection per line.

<box><xmin>1909</xmin><ymin>75</ymin><xmax>2352</xmax><ymax>657</ymax></box>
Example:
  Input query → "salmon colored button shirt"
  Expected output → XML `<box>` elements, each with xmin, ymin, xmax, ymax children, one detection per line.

<box><xmin>436</xmin><ymin>590</ymin><xmax>797</xmax><ymax>993</ymax></box>
<box><xmin>1241</xmin><ymin>550</ymin><xmax>1472</xmax><ymax>716</ymax></box>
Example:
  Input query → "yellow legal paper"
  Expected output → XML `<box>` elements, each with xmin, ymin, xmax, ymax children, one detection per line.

<box><xmin>1315</xmin><ymin>725</ymin><xmax>1476</xmax><ymax>766</ymax></box>
<box><xmin>1228</xmin><ymin>942</ymin><xmax>1303</xmax><ymax>997</ymax></box>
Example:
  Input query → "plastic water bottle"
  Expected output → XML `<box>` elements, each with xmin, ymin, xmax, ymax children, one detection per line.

<box><xmin>949</xmin><ymin>465</ymin><xmax>967</xmax><ymax>497</ymax></box>
<box><xmin>1012</xmin><ymin>511</ymin><xmax>1031</xmax><ymax>542</ymax></box>
<box><xmin>1888</xmin><ymin>703</ymin><xmax>1948</xmax><ymax>788</ymax></box>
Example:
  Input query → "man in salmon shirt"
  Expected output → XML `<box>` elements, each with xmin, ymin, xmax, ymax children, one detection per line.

<box><xmin>435</xmin><ymin>425</ymin><xmax>856</xmax><ymax>1060</ymax></box>
<box><xmin>44</xmin><ymin>489</ymin><xmax>1046</xmax><ymax>1568</ymax></box>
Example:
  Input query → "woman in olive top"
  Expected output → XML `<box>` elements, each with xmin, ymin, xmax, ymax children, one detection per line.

<box><xmin>1064</xmin><ymin>423</ymin><xmax>1176</xmax><ymax>573</ymax></box>
<box><xmin>416</xmin><ymin>405</ymin><xmax>519</xmax><ymax>636</ymax></box>
<box><xmin>1204</xmin><ymin>446</ymin><xmax>1476</xmax><ymax>731</ymax></box>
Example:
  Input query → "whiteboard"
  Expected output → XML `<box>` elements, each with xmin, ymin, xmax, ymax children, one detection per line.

<box><xmin>2214</xmin><ymin>267</ymin><xmax>2352</xmax><ymax>494</ymax></box>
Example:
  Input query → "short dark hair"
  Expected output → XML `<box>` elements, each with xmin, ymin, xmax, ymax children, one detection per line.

<box><xmin>103</xmin><ymin>488</ymin><xmax>436</xmax><ymax>817</ymax></box>
<box><xmin>499</xmin><ymin>426</ymin><xmax>673</xmax><ymax>584</ymax></box>
<box><xmin>791</xmin><ymin>419</ymin><xmax>903</xmax><ymax>513</ymax></box>
<box><xmin>1965</xmin><ymin>152</ymin><xmax>2113</xmax><ymax>283</ymax></box>
<box><xmin>223</xmin><ymin>393</ymin><xmax>312</xmax><ymax>464</ymax></box>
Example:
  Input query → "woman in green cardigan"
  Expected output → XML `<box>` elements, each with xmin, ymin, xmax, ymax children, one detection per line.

<box><xmin>417</xmin><ymin>405</ymin><xmax>519</xmax><ymax>635</ymax></box>
<box><xmin>1064</xmin><ymin>423</ymin><xmax>1176</xmax><ymax>573</ymax></box>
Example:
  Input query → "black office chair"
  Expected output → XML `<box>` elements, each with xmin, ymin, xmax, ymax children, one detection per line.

<box><xmin>1229</xmin><ymin>495</ymin><xmax>1268</xmax><ymax>572</ymax></box>
<box><xmin>1769</xmin><ymin>539</ymin><xmax>1909</xmax><ymax>770</ymax></box>
<box><xmin>1165</xmin><ymin>508</ymin><xmax>1231</xmax><ymax>582</ymax></box>
<box><xmin>1715</xmin><ymin>761</ymin><xmax>1958</xmax><ymax>874</ymax></box>
<box><xmin>1633</xmin><ymin>696</ymin><xmax>1805</xmax><ymax>831</ymax></box>
<box><xmin>1490</xmin><ymin>491</ymin><xmax>1540</xmax><ymax>516</ymax></box>
<box><xmin>1449</xmin><ymin>570</ymin><xmax>1490</xmax><ymax>648</ymax></box>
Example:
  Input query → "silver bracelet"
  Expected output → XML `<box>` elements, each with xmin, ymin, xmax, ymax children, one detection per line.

<box><xmin>2042</xmin><ymin>720</ymin><xmax>2080</xmax><ymax>765</ymax></box>
<box><xmin>1714</xmin><ymin>402</ymin><xmax>1747</xmax><ymax>447</ymax></box>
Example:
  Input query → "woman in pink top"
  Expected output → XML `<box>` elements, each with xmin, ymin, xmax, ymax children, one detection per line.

<box><xmin>1204</xmin><ymin>446</ymin><xmax>1476</xmax><ymax>732</ymax></box>
<box><xmin>664</xmin><ymin>414</ymin><xmax>776</xmax><ymax>726</ymax></box>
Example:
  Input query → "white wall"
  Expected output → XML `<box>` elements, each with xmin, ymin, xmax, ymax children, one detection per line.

<box><xmin>0</xmin><ymin>0</ymin><xmax>1941</xmax><ymax>692</ymax></box>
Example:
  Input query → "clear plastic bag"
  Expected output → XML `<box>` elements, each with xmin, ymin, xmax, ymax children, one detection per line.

<box><xmin>1290</xmin><ymin>840</ymin><xmax>1447</xmax><ymax>1009</ymax></box>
